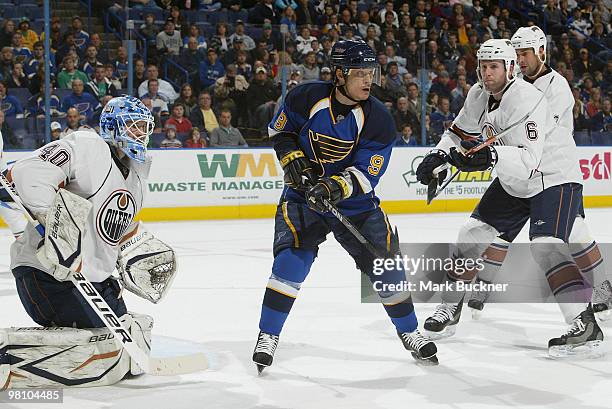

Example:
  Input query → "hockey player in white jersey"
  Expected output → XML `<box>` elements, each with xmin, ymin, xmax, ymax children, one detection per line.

<box><xmin>467</xmin><ymin>26</ymin><xmax>612</xmax><ymax>320</ymax></box>
<box><xmin>0</xmin><ymin>96</ymin><xmax>178</xmax><ymax>388</ymax></box>
<box><xmin>416</xmin><ymin>39</ymin><xmax>603</xmax><ymax>356</ymax></box>
<box><xmin>0</xmin><ymin>130</ymin><xmax>27</xmax><ymax>238</ymax></box>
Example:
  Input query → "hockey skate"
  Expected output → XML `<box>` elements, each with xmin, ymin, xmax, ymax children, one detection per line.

<box><xmin>592</xmin><ymin>280</ymin><xmax>612</xmax><ymax>321</ymax></box>
<box><xmin>467</xmin><ymin>279</ymin><xmax>491</xmax><ymax>320</ymax></box>
<box><xmin>423</xmin><ymin>301</ymin><xmax>463</xmax><ymax>339</ymax></box>
<box><xmin>398</xmin><ymin>330</ymin><xmax>438</xmax><ymax>365</ymax></box>
<box><xmin>548</xmin><ymin>305</ymin><xmax>604</xmax><ymax>358</ymax></box>
<box><xmin>252</xmin><ymin>331</ymin><xmax>279</xmax><ymax>374</ymax></box>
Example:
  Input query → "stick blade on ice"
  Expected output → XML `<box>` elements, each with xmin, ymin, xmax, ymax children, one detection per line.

<box><xmin>149</xmin><ymin>353</ymin><xmax>209</xmax><ymax>376</ymax></box>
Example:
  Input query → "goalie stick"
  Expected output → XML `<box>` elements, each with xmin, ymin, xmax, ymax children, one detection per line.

<box><xmin>426</xmin><ymin>76</ymin><xmax>554</xmax><ymax>204</ymax></box>
<box><xmin>0</xmin><ymin>171</ymin><xmax>208</xmax><ymax>376</ymax></box>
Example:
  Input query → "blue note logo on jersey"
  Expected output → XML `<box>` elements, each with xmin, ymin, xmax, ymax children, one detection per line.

<box><xmin>96</xmin><ymin>189</ymin><xmax>136</xmax><ymax>245</ymax></box>
<box><xmin>308</xmin><ymin>130</ymin><xmax>354</xmax><ymax>175</ymax></box>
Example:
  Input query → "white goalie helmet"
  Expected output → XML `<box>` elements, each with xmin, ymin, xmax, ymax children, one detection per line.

<box><xmin>511</xmin><ymin>26</ymin><xmax>547</xmax><ymax>63</ymax></box>
<box><xmin>476</xmin><ymin>39</ymin><xmax>518</xmax><ymax>89</ymax></box>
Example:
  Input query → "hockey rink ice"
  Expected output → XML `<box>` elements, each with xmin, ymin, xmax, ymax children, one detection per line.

<box><xmin>1</xmin><ymin>209</ymin><xmax>612</xmax><ymax>409</ymax></box>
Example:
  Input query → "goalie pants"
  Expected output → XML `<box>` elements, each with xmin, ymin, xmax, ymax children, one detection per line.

<box><xmin>12</xmin><ymin>266</ymin><xmax>127</xmax><ymax>328</ymax></box>
<box><xmin>259</xmin><ymin>201</ymin><xmax>417</xmax><ymax>336</ymax></box>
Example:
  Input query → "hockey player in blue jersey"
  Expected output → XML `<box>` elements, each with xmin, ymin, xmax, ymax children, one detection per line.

<box><xmin>252</xmin><ymin>40</ymin><xmax>438</xmax><ymax>373</ymax></box>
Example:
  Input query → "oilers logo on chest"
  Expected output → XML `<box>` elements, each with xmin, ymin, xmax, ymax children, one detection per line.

<box><xmin>96</xmin><ymin>189</ymin><xmax>136</xmax><ymax>245</ymax></box>
<box><xmin>481</xmin><ymin>121</ymin><xmax>507</xmax><ymax>146</ymax></box>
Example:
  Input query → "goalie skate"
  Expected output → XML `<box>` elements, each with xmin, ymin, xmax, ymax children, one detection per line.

<box><xmin>592</xmin><ymin>280</ymin><xmax>612</xmax><ymax>321</ymax></box>
<box><xmin>548</xmin><ymin>305</ymin><xmax>604</xmax><ymax>358</ymax></box>
<box><xmin>398</xmin><ymin>330</ymin><xmax>438</xmax><ymax>365</ymax></box>
<box><xmin>252</xmin><ymin>331</ymin><xmax>279</xmax><ymax>374</ymax></box>
<box><xmin>423</xmin><ymin>301</ymin><xmax>463</xmax><ymax>340</ymax></box>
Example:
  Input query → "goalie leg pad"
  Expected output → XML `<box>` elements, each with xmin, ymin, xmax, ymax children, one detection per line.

<box><xmin>0</xmin><ymin>326</ymin><xmax>130</xmax><ymax>389</ymax></box>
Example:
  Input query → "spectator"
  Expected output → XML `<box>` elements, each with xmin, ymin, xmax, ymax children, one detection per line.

<box><xmin>140</xmin><ymin>97</ymin><xmax>163</xmax><ymax>132</ymax></box>
<box><xmin>141</xmin><ymin>79</ymin><xmax>170</xmax><ymax>116</ymax></box>
<box><xmin>296</xmin><ymin>26</ymin><xmax>316</xmax><ymax>55</ymax></box>
<box><xmin>0</xmin><ymin>20</ymin><xmax>16</xmax><ymax>49</ymax></box>
<box><xmin>320</xmin><ymin>66</ymin><xmax>332</xmax><ymax>82</ymax></box>
<box><xmin>54</xmin><ymin>33</ymin><xmax>80</xmax><ymax>68</ymax></box>
<box><xmin>179</xmin><ymin>37</ymin><xmax>205</xmax><ymax>84</ymax></box>
<box><xmin>138</xmin><ymin>64</ymin><xmax>178</xmax><ymax>102</ymax></box>
<box><xmin>0</xmin><ymin>47</ymin><xmax>14</xmax><ymax>79</ymax></box>
<box><xmin>89</xmin><ymin>95</ymin><xmax>113</xmax><ymax>130</ymax></box>
<box><xmin>0</xmin><ymin>81</ymin><xmax>23</xmax><ymax>117</ymax></box>
<box><xmin>26</xmin><ymin>82</ymin><xmax>63</xmax><ymax>118</ymax></box>
<box><xmin>392</xmin><ymin>96</ymin><xmax>420</xmax><ymax>133</ymax></box>
<box><xmin>280</xmin><ymin>6</ymin><xmax>298</xmax><ymax>39</ymax></box>
<box><xmin>199</xmin><ymin>49</ymin><xmax>226</xmax><ymax>90</ymax></box>
<box><xmin>572</xmin><ymin>86</ymin><xmax>590</xmax><ymax>131</ymax></box>
<box><xmin>0</xmin><ymin>109</ymin><xmax>20</xmax><ymax>147</ymax></box>
<box><xmin>175</xmin><ymin>83</ymin><xmax>197</xmax><ymax>118</ymax></box>
<box><xmin>6</xmin><ymin>62</ymin><xmax>28</xmax><ymax>89</ymax></box>
<box><xmin>62</xmin><ymin>79</ymin><xmax>100</xmax><ymax>121</ymax></box>
<box><xmin>235</xmin><ymin>50</ymin><xmax>253</xmax><ymax>80</ymax></box>
<box><xmin>139</xmin><ymin>13</ymin><xmax>160</xmax><ymax>44</ymax></box>
<box><xmin>379</xmin><ymin>0</ymin><xmax>399</xmax><ymax>27</ymax></box>
<box><xmin>57</xmin><ymin>56</ymin><xmax>89</xmax><ymax>89</ymax></box>
<box><xmin>590</xmin><ymin>98</ymin><xmax>611</xmax><ymax>133</ymax></box>
<box><xmin>11</xmin><ymin>32</ymin><xmax>32</xmax><ymax>63</ymax></box>
<box><xmin>450</xmin><ymin>74</ymin><xmax>470</xmax><ymax>114</ymax></box>
<box><xmin>40</xmin><ymin>17</ymin><xmax>63</xmax><ymax>52</ymax></box>
<box><xmin>430</xmin><ymin>96</ymin><xmax>456</xmax><ymax>138</ymax></box>
<box><xmin>129</xmin><ymin>58</ymin><xmax>147</xmax><ymax>89</ymax></box>
<box><xmin>574</xmin><ymin>48</ymin><xmax>598</xmax><ymax>78</ymax></box>
<box><xmin>165</xmin><ymin>103</ymin><xmax>193</xmax><ymax>133</ymax></box>
<box><xmin>62</xmin><ymin>106</ymin><xmax>90</xmax><ymax>137</ymax></box>
<box><xmin>543</xmin><ymin>0</ymin><xmax>565</xmax><ymax>35</ymax></box>
<box><xmin>247</xmin><ymin>66</ymin><xmax>278</xmax><ymax>131</ymax></box>
<box><xmin>405</xmin><ymin>82</ymin><xmax>423</xmax><ymax>118</ymax></box>
<box><xmin>184</xmin><ymin>127</ymin><xmax>207</xmax><ymax>148</ymax></box>
<box><xmin>298</xmin><ymin>51</ymin><xmax>320</xmax><ymax>81</ymax></box>
<box><xmin>223</xmin><ymin>38</ymin><xmax>247</xmax><ymax>67</ymax></box>
<box><xmin>168</xmin><ymin>5</ymin><xmax>188</xmax><ymax>36</ymax></box>
<box><xmin>17</xmin><ymin>18</ymin><xmax>38</xmax><ymax>51</ymax></box>
<box><xmin>50</xmin><ymin>121</ymin><xmax>63</xmax><ymax>141</ymax></box>
<box><xmin>81</xmin><ymin>45</ymin><xmax>104</xmax><ymax>79</ymax></box>
<box><xmin>386</xmin><ymin>62</ymin><xmax>404</xmax><ymax>95</ymax></box>
<box><xmin>249</xmin><ymin>0</ymin><xmax>279</xmax><ymax>25</ymax></box>
<box><xmin>396</xmin><ymin>123</ymin><xmax>417</xmax><ymax>146</ymax></box>
<box><xmin>430</xmin><ymin>71</ymin><xmax>453</xmax><ymax>101</ymax></box>
<box><xmin>189</xmin><ymin>91</ymin><xmax>219</xmax><ymax>133</ymax></box>
<box><xmin>568</xmin><ymin>8</ymin><xmax>592</xmax><ymax>41</ymax></box>
<box><xmin>113</xmin><ymin>46</ymin><xmax>129</xmax><ymax>82</ymax></box>
<box><xmin>258</xmin><ymin>23</ymin><xmax>278</xmax><ymax>52</ymax></box>
<box><xmin>209</xmin><ymin>110</ymin><xmax>248</xmax><ymax>147</ymax></box>
<box><xmin>25</xmin><ymin>41</ymin><xmax>52</xmax><ymax>80</ymax></box>
<box><xmin>70</xmin><ymin>16</ymin><xmax>90</xmax><ymax>53</ymax></box>
<box><xmin>183</xmin><ymin>24</ymin><xmax>207</xmax><ymax>50</ymax></box>
<box><xmin>157</xmin><ymin>18</ymin><xmax>182</xmax><ymax>57</ymax></box>
<box><xmin>229</xmin><ymin>21</ymin><xmax>256</xmax><ymax>51</ymax></box>
<box><xmin>160</xmin><ymin>125</ymin><xmax>183</xmax><ymax>148</ymax></box>
<box><xmin>214</xmin><ymin>64</ymin><xmax>249</xmax><ymax>125</ymax></box>
<box><xmin>586</xmin><ymin>88</ymin><xmax>602</xmax><ymax>118</ymax></box>
<box><xmin>103</xmin><ymin>63</ymin><xmax>122</xmax><ymax>90</ymax></box>
<box><xmin>27</xmin><ymin>65</ymin><xmax>54</xmax><ymax>95</ymax></box>
<box><xmin>209</xmin><ymin>23</ymin><xmax>231</xmax><ymax>55</ymax></box>
<box><xmin>85</xmin><ymin>65</ymin><xmax>118</xmax><ymax>101</ymax></box>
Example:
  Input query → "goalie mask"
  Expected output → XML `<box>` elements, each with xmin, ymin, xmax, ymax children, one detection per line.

<box><xmin>99</xmin><ymin>96</ymin><xmax>154</xmax><ymax>163</ymax></box>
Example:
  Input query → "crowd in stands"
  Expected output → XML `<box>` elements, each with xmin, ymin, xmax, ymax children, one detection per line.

<box><xmin>0</xmin><ymin>0</ymin><xmax>610</xmax><ymax>149</ymax></box>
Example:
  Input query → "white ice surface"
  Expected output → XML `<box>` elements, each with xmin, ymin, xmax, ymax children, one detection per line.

<box><xmin>1</xmin><ymin>209</ymin><xmax>612</xmax><ymax>409</ymax></box>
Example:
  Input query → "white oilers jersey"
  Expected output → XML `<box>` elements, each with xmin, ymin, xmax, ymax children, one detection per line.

<box><xmin>436</xmin><ymin>77</ymin><xmax>579</xmax><ymax>198</ymax></box>
<box><xmin>521</xmin><ymin>67</ymin><xmax>582</xmax><ymax>189</ymax></box>
<box><xmin>10</xmin><ymin>131</ymin><xmax>151</xmax><ymax>282</ymax></box>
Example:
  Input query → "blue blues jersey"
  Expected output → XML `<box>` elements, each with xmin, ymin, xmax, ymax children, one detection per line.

<box><xmin>269</xmin><ymin>81</ymin><xmax>396</xmax><ymax>216</ymax></box>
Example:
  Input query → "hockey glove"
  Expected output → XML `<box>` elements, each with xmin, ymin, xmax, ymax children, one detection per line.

<box><xmin>416</xmin><ymin>149</ymin><xmax>449</xmax><ymax>186</ymax></box>
<box><xmin>449</xmin><ymin>140</ymin><xmax>498</xmax><ymax>172</ymax></box>
<box><xmin>306</xmin><ymin>175</ymin><xmax>351</xmax><ymax>213</ymax></box>
<box><xmin>279</xmin><ymin>150</ymin><xmax>317</xmax><ymax>190</ymax></box>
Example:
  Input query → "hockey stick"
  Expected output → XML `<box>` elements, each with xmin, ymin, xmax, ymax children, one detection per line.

<box><xmin>427</xmin><ymin>76</ymin><xmax>555</xmax><ymax>204</ymax></box>
<box><xmin>321</xmin><ymin>197</ymin><xmax>390</xmax><ymax>260</ymax></box>
<box><xmin>0</xmin><ymin>172</ymin><xmax>208</xmax><ymax>376</ymax></box>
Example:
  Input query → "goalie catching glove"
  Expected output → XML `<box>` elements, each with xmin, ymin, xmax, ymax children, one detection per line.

<box><xmin>117</xmin><ymin>223</ymin><xmax>177</xmax><ymax>304</ymax></box>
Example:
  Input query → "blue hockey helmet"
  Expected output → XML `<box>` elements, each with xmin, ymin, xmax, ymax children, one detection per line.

<box><xmin>99</xmin><ymin>96</ymin><xmax>154</xmax><ymax>163</ymax></box>
<box><xmin>330</xmin><ymin>40</ymin><xmax>381</xmax><ymax>88</ymax></box>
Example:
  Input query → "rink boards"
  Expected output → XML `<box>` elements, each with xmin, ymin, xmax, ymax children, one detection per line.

<box><xmin>4</xmin><ymin>147</ymin><xmax>612</xmax><ymax>222</ymax></box>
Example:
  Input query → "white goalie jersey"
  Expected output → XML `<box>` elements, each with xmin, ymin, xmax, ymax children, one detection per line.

<box><xmin>436</xmin><ymin>77</ymin><xmax>582</xmax><ymax>198</ymax></box>
<box><xmin>9</xmin><ymin>131</ymin><xmax>151</xmax><ymax>282</ymax></box>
